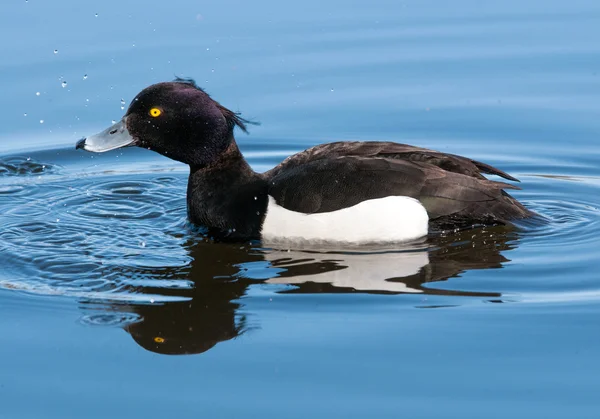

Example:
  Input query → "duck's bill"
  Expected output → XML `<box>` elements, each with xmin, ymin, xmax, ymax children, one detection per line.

<box><xmin>76</xmin><ymin>118</ymin><xmax>136</xmax><ymax>152</ymax></box>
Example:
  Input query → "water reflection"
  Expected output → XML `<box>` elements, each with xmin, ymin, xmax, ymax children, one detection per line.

<box><xmin>82</xmin><ymin>225</ymin><xmax>518</xmax><ymax>355</ymax></box>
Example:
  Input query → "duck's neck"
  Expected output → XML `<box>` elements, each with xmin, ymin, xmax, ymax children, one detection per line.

<box><xmin>187</xmin><ymin>138</ymin><xmax>268</xmax><ymax>240</ymax></box>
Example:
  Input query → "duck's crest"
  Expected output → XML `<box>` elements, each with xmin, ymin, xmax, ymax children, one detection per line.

<box><xmin>173</xmin><ymin>76</ymin><xmax>258</xmax><ymax>134</ymax></box>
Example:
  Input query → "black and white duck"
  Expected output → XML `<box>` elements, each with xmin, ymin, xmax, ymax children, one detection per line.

<box><xmin>76</xmin><ymin>78</ymin><xmax>534</xmax><ymax>243</ymax></box>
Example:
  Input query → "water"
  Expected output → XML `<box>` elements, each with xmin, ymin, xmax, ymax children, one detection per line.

<box><xmin>1</xmin><ymin>0</ymin><xmax>600</xmax><ymax>417</ymax></box>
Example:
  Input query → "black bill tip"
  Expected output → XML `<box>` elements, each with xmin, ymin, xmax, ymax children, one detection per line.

<box><xmin>75</xmin><ymin>138</ymin><xmax>86</xmax><ymax>150</ymax></box>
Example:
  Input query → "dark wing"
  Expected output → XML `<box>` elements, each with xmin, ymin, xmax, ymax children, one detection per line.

<box><xmin>266</xmin><ymin>141</ymin><xmax>519</xmax><ymax>182</ymax></box>
<box><xmin>265</xmin><ymin>142</ymin><xmax>533</xmax><ymax>224</ymax></box>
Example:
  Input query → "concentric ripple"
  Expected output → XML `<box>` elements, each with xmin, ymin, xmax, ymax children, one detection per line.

<box><xmin>0</xmin><ymin>155</ymin><xmax>59</xmax><ymax>177</ymax></box>
<box><xmin>513</xmin><ymin>172</ymin><xmax>600</xmax><ymax>264</ymax></box>
<box><xmin>522</xmin><ymin>199</ymin><xmax>600</xmax><ymax>244</ymax></box>
<box><xmin>0</xmin><ymin>155</ymin><xmax>192</xmax><ymax>302</ymax></box>
<box><xmin>1</xmin><ymin>148</ymin><xmax>600</xmax><ymax>310</ymax></box>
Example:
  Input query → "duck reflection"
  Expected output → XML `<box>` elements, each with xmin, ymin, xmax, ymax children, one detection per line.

<box><xmin>86</xmin><ymin>225</ymin><xmax>518</xmax><ymax>355</ymax></box>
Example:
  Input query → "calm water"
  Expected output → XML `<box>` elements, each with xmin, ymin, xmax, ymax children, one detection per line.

<box><xmin>2</xmin><ymin>1</ymin><xmax>600</xmax><ymax>417</ymax></box>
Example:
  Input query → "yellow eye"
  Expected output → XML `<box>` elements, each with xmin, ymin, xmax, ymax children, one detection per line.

<box><xmin>149</xmin><ymin>108</ymin><xmax>162</xmax><ymax>117</ymax></box>
<box><xmin>154</xmin><ymin>337</ymin><xmax>165</xmax><ymax>343</ymax></box>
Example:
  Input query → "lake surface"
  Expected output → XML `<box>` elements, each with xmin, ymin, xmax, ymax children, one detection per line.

<box><xmin>2</xmin><ymin>0</ymin><xmax>600</xmax><ymax>417</ymax></box>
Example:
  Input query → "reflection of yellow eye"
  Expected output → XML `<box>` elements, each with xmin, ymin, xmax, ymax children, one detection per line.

<box><xmin>149</xmin><ymin>108</ymin><xmax>162</xmax><ymax>117</ymax></box>
<box><xmin>154</xmin><ymin>337</ymin><xmax>165</xmax><ymax>343</ymax></box>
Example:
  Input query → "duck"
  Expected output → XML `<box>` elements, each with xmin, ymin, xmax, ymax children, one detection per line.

<box><xmin>76</xmin><ymin>78</ymin><xmax>535</xmax><ymax>243</ymax></box>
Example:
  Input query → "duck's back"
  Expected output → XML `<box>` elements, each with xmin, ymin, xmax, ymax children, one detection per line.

<box><xmin>264</xmin><ymin>141</ymin><xmax>534</xmax><ymax>229</ymax></box>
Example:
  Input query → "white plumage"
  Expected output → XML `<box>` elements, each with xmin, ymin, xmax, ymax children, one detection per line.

<box><xmin>261</xmin><ymin>195</ymin><xmax>428</xmax><ymax>244</ymax></box>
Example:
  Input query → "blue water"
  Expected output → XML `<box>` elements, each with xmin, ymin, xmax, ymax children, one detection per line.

<box><xmin>2</xmin><ymin>1</ymin><xmax>600</xmax><ymax>418</ymax></box>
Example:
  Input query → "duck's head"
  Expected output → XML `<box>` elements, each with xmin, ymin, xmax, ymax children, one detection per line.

<box><xmin>76</xmin><ymin>78</ymin><xmax>252</xmax><ymax>167</ymax></box>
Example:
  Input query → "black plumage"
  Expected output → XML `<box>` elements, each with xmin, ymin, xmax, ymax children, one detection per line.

<box><xmin>266</xmin><ymin>141</ymin><xmax>533</xmax><ymax>230</ymax></box>
<box><xmin>77</xmin><ymin>79</ymin><xmax>535</xmax><ymax>240</ymax></box>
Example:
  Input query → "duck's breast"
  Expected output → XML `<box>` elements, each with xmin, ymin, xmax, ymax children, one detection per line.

<box><xmin>260</xmin><ymin>195</ymin><xmax>428</xmax><ymax>245</ymax></box>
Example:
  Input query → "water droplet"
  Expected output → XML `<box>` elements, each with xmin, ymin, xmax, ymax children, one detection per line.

<box><xmin>256</xmin><ymin>211</ymin><xmax>260</xmax><ymax>216</ymax></box>
<box><xmin>206</xmin><ymin>47</ymin><xmax>210</xmax><ymax>51</ymax></box>
<box><xmin>35</xmin><ymin>92</ymin><xmax>40</xmax><ymax>96</ymax></box>
<box><xmin>61</xmin><ymin>81</ymin><xmax>67</xmax><ymax>88</ymax></box>
<box><xmin>26</xmin><ymin>157</ymin><xmax>31</xmax><ymax>161</ymax></box>
<box><xmin>120</xmin><ymin>99</ymin><xmax>125</xmax><ymax>109</ymax></box>
<box><xmin>53</xmin><ymin>49</ymin><xmax>58</xmax><ymax>54</ymax></box>
<box><xmin>39</xmin><ymin>120</ymin><xmax>44</xmax><ymax>124</ymax></box>
<box><xmin>150</xmin><ymin>298</ymin><xmax>155</xmax><ymax>304</ymax></box>
<box><xmin>94</xmin><ymin>13</ymin><xmax>98</xmax><ymax>17</ymax></box>
<box><xmin>23</xmin><ymin>113</ymin><xmax>27</xmax><ymax>117</ymax></box>
<box><xmin>56</xmin><ymin>218</ymin><xmax>60</xmax><ymax>222</ymax></box>
<box><xmin>111</xmin><ymin>120</ymin><xmax>116</xmax><ymax>124</ymax></box>
<box><xmin>330</xmin><ymin>88</ymin><xmax>334</xmax><ymax>92</ymax></box>
<box><xmin>83</xmin><ymin>74</ymin><xmax>88</xmax><ymax>80</ymax></box>
<box><xmin>140</xmin><ymin>241</ymin><xmax>146</xmax><ymax>248</ymax></box>
<box><xmin>254</xmin><ymin>196</ymin><xmax>257</xmax><ymax>200</ymax></box>
<box><xmin>132</xmin><ymin>43</ymin><xmax>136</xmax><ymax>47</ymax></box>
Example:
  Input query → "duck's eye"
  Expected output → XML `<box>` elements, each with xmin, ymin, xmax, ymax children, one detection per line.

<box><xmin>149</xmin><ymin>108</ymin><xmax>162</xmax><ymax>117</ymax></box>
<box><xmin>154</xmin><ymin>337</ymin><xmax>165</xmax><ymax>343</ymax></box>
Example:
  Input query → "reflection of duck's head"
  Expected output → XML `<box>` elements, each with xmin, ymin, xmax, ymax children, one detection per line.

<box><xmin>115</xmin><ymin>240</ymin><xmax>263</xmax><ymax>355</ymax></box>
<box><xmin>92</xmin><ymin>225</ymin><xmax>518</xmax><ymax>355</ymax></box>
<box><xmin>125</xmin><ymin>299</ymin><xmax>245</xmax><ymax>355</ymax></box>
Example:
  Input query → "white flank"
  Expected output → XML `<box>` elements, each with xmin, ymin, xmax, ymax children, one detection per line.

<box><xmin>261</xmin><ymin>195</ymin><xmax>428</xmax><ymax>244</ymax></box>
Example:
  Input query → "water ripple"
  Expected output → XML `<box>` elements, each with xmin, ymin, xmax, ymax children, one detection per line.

<box><xmin>0</xmin><ymin>170</ymin><xmax>191</xmax><ymax>301</ymax></box>
<box><xmin>523</xmin><ymin>199</ymin><xmax>600</xmax><ymax>246</ymax></box>
<box><xmin>0</xmin><ymin>149</ymin><xmax>599</xmax><ymax>308</ymax></box>
<box><xmin>0</xmin><ymin>156</ymin><xmax>59</xmax><ymax>177</ymax></box>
